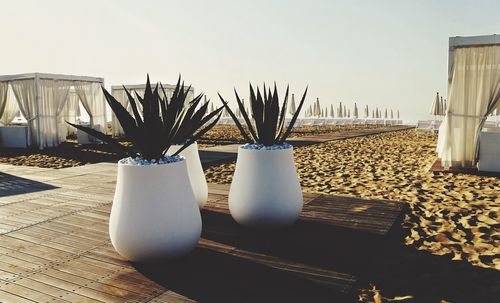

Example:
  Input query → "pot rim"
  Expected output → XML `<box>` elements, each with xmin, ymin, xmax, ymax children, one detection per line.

<box><xmin>170</xmin><ymin>141</ymin><xmax>199</xmax><ymax>148</ymax></box>
<box><xmin>238</xmin><ymin>144</ymin><xmax>293</xmax><ymax>152</ymax></box>
<box><xmin>117</xmin><ymin>155</ymin><xmax>186</xmax><ymax>167</ymax></box>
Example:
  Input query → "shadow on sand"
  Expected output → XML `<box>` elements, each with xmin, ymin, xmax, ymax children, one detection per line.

<box><xmin>133</xmin><ymin>209</ymin><xmax>499</xmax><ymax>302</ymax></box>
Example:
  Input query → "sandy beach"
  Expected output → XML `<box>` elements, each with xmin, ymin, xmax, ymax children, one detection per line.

<box><xmin>206</xmin><ymin>129</ymin><xmax>499</xmax><ymax>269</ymax></box>
<box><xmin>0</xmin><ymin>124</ymin><xmax>382</xmax><ymax>168</ymax></box>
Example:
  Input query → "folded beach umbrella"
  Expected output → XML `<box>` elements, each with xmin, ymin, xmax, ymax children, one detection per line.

<box><xmin>372</xmin><ymin>109</ymin><xmax>375</xmax><ymax>118</ymax></box>
<box><xmin>397</xmin><ymin>110</ymin><xmax>400</xmax><ymax>119</ymax></box>
<box><xmin>289</xmin><ymin>94</ymin><xmax>297</xmax><ymax>115</ymax></box>
<box><xmin>330</xmin><ymin>104</ymin><xmax>334</xmax><ymax>118</ymax></box>
<box><xmin>391</xmin><ymin>109</ymin><xmax>394</xmax><ymax>119</ymax></box>
<box><xmin>384</xmin><ymin>108</ymin><xmax>388</xmax><ymax>119</ymax></box>
<box><xmin>210</xmin><ymin>102</ymin><xmax>215</xmax><ymax>112</ymax></box>
<box><xmin>347</xmin><ymin>109</ymin><xmax>351</xmax><ymax>118</ymax></box>
<box><xmin>343</xmin><ymin>105</ymin><xmax>347</xmax><ymax>118</ymax></box>
<box><xmin>440</xmin><ymin>96</ymin><xmax>445</xmax><ymax>116</ymax></box>
<box><xmin>364</xmin><ymin>105</ymin><xmax>369</xmax><ymax>118</ymax></box>
<box><xmin>353</xmin><ymin>103</ymin><xmax>359</xmax><ymax>118</ymax></box>
<box><xmin>338</xmin><ymin>102</ymin><xmax>343</xmax><ymax>118</ymax></box>
<box><xmin>430</xmin><ymin>92</ymin><xmax>441</xmax><ymax>116</ymax></box>
<box><xmin>316</xmin><ymin>98</ymin><xmax>321</xmax><ymax>117</ymax></box>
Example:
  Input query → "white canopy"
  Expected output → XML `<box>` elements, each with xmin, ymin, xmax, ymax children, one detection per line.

<box><xmin>110</xmin><ymin>83</ymin><xmax>195</xmax><ymax>137</ymax></box>
<box><xmin>0</xmin><ymin>73</ymin><xmax>105</xmax><ymax>149</ymax></box>
<box><xmin>437</xmin><ymin>35</ymin><xmax>500</xmax><ymax>168</ymax></box>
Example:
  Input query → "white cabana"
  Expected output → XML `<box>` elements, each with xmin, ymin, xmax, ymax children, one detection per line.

<box><xmin>110</xmin><ymin>83</ymin><xmax>195</xmax><ymax>137</ymax></box>
<box><xmin>437</xmin><ymin>35</ymin><xmax>500</xmax><ymax>169</ymax></box>
<box><xmin>0</xmin><ymin>73</ymin><xmax>105</xmax><ymax>149</ymax></box>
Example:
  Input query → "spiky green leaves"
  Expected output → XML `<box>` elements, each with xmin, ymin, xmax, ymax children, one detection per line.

<box><xmin>67</xmin><ymin>75</ymin><xmax>224</xmax><ymax>161</ymax></box>
<box><xmin>219</xmin><ymin>83</ymin><xmax>307</xmax><ymax>146</ymax></box>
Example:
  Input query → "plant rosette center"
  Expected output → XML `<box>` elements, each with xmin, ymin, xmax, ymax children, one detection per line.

<box><xmin>119</xmin><ymin>155</ymin><xmax>184</xmax><ymax>166</ymax></box>
<box><xmin>240</xmin><ymin>142</ymin><xmax>293</xmax><ymax>151</ymax></box>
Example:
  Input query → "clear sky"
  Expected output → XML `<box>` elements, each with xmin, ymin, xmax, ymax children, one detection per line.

<box><xmin>1</xmin><ymin>0</ymin><xmax>499</xmax><ymax>122</ymax></box>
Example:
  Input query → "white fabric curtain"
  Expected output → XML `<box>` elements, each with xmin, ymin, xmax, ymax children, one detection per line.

<box><xmin>0</xmin><ymin>83</ymin><xmax>21</xmax><ymax>125</ymax></box>
<box><xmin>74</xmin><ymin>81</ymin><xmax>106</xmax><ymax>133</ymax></box>
<box><xmin>1</xmin><ymin>87</ymin><xmax>20</xmax><ymax>125</ymax></box>
<box><xmin>38</xmin><ymin>80</ymin><xmax>72</xmax><ymax>148</ymax></box>
<box><xmin>437</xmin><ymin>45</ymin><xmax>500</xmax><ymax>168</ymax></box>
<box><xmin>62</xmin><ymin>91</ymin><xmax>80</xmax><ymax>136</ymax></box>
<box><xmin>0</xmin><ymin>82</ymin><xmax>8</xmax><ymax>123</ymax></box>
<box><xmin>111</xmin><ymin>88</ymin><xmax>129</xmax><ymax>137</ymax></box>
<box><xmin>10</xmin><ymin>79</ymin><xmax>37</xmax><ymax>146</ymax></box>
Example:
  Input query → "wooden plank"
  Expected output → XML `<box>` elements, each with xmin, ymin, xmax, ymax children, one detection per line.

<box><xmin>0</xmin><ymin>282</ymin><xmax>64</xmax><ymax>302</ymax></box>
<box><xmin>0</xmin><ymin>289</ymin><xmax>39</xmax><ymax>303</ymax></box>
<box><xmin>0</xmin><ymin>130</ymin><xmax>410</xmax><ymax>301</ymax></box>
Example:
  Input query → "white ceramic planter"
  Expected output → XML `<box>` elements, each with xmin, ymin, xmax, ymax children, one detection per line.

<box><xmin>228</xmin><ymin>146</ymin><xmax>303</xmax><ymax>228</ymax></box>
<box><xmin>169</xmin><ymin>142</ymin><xmax>208</xmax><ymax>208</ymax></box>
<box><xmin>109</xmin><ymin>158</ymin><xmax>202</xmax><ymax>262</ymax></box>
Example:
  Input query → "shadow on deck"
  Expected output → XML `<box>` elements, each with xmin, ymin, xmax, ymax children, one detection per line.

<box><xmin>0</xmin><ymin>172</ymin><xmax>58</xmax><ymax>197</ymax></box>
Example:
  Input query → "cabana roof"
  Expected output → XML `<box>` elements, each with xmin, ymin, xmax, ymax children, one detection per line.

<box><xmin>110</xmin><ymin>82</ymin><xmax>194</xmax><ymax>92</ymax></box>
<box><xmin>0</xmin><ymin>72</ymin><xmax>104</xmax><ymax>83</ymax></box>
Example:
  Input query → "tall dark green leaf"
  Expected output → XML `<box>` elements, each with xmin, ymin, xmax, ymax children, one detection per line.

<box><xmin>68</xmin><ymin>75</ymin><xmax>222</xmax><ymax>161</ymax></box>
<box><xmin>220</xmin><ymin>83</ymin><xmax>307</xmax><ymax>146</ymax></box>
<box><xmin>279</xmin><ymin>86</ymin><xmax>308</xmax><ymax>143</ymax></box>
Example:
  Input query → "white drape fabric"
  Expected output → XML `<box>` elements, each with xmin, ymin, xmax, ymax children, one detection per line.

<box><xmin>10</xmin><ymin>79</ymin><xmax>37</xmax><ymax>146</ymax></box>
<box><xmin>62</xmin><ymin>91</ymin><xmax>80</xmax><ymax>137</ymax></box>
<box><xmin>38</xmin><ymin>80</ymin><xmax>72</xmax><ymax>148</ymax></box>
<box><xmin>0</xmin><ymin>82</ymin><xmax>8</xmax><ymax>123</ymax></box>
<box><xmin>110</xmin><ymin>88</ymin><xmax>129</xmax><ymax>137</ymax></box>
<box><xmin>0</xmin><ymin>88</ymin><xmax>20</xmax><ymax>125</ymax></box>
<box><xmin>74</xmin><ymin>82</ymin><xmax>106</xmax><ymax>133</ymax></box>
<box><xmin>437</xmin><ymin>45</ymin><xmax>500</xmax><ymax>168</ymax></box>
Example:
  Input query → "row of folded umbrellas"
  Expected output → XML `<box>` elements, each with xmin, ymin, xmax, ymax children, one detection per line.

<box><xmin>215</xmin><ymin>94</ymin><xmax>401</xmax><ymax>119</ymax></box>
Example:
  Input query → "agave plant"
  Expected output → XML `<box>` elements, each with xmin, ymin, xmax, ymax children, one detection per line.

<box><xmin>218</xmin><ymin>83</ymin><xmax>307</xmax><ymax>146</ymax></box>
<box><xmin>67</xmin><ymin>75</ymin><xmax>223</xmax><ymax>161</ymax></box>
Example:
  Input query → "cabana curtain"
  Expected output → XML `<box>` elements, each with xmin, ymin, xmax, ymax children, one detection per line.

<box><xmin>10</xmin><ymin>79</ymin><xmax>37</xmax><ymax>146</ymax></box>
<box><xmin>110</xmin><ymin>87</ymin><xmax>147</xmax><ymax>137</ymax></box>
<box><xmin>437</xmin><ymin>45</ymin><xmax>500</xmax><ymax>167</ymax></box>
<box><xmin>39</xmin><ymin>80</ymin><xmax>72</xmax><ymax>148</ymax></box>
<box><xmin>0</xmin><ymin>82</ymin><xmax>8</xmax><ymax>122</ymax></box>
<box><xmin>62</xmin><ymin>92</ymin><xmax>81</xmax><ymax>137</ymax></box>
<box><xmin>74</xmin><ymin>81</ymin><xmax>106</xmax><ymax>133</ymax></box>
<box><xmin>110</xmin><ymin>88</ymin><xmax>129</xmax><ymax>137</ymax></box>
<box><xmin>0</xmin><ymin>88</ymin><xmax>20</xmax><ymax>125</ymax></box>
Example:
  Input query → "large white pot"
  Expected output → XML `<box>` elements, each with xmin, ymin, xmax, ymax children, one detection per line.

<box><xmin>169</xmin><ymin>142</ymin><xmax>208</xmax><ymax>208</ymax></box>
<box><xmin>109</xmin><ymin>158</ymin><xmax>202</xmax><ymax>262</ymax></box>
<box><xmin>229</xmin><ymin>146</ymin><xmax>303</xmax><ymax>228</ymax></box>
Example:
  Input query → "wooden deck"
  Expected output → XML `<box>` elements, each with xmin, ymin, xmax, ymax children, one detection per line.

<box><xmin>200</xmin><ymin>125</ymin><xmax>413</xmax><ymax>167</ymax></box>
<box><xmin>0</xmin><ymin>162</ymin><xmax>406</xmax><ymax>302</ymax></box>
